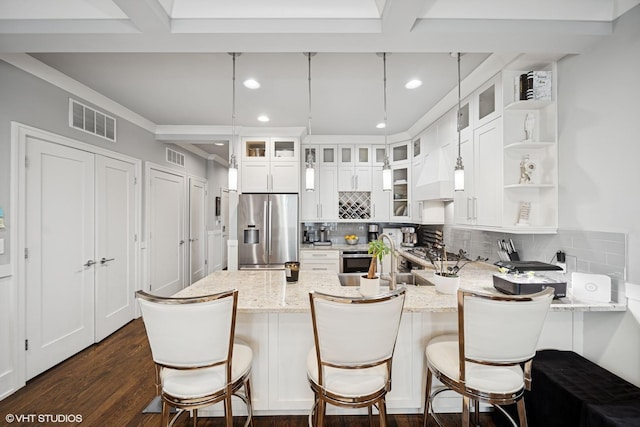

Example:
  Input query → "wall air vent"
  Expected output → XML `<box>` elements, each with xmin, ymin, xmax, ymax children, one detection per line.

<box><xmin>69</xmin><ymin>98</ymin><xmax>116</xmax><ymax>142</ymax></box>
<box><xmin>166</xmin><ymin>148</ymin><xmax>185</xmax><ymax>167</ymax></box>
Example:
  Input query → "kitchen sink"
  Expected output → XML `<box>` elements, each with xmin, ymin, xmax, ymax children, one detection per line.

<box><xmin>338</xmin><ymin>272</ymin><xmax>415</xmax><ymax>287</ymax></box>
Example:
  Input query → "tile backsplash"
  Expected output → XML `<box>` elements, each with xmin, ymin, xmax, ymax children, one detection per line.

<box><xmin>444</xmin><ymin>226</ymin><xmax>627</xmax><ymax>302</ymax></box>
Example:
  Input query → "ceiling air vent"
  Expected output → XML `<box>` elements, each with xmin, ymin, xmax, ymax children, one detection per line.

<box><xmin>69</xmin><ymin>99</ymin><xmax>116</xmax><ymax>142</ymax></box>
<box><xmin>166</xmin><ymin>148</ymin><xmax>185</xmax><ymax>167</ymax></box>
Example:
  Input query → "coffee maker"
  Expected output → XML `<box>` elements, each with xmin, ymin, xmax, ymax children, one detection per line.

<box><xmin>400</xmin><ymin>226</ymin><xmax>417</xmax><ymax>247</ymax></box>
<box><xmin>367</xmin><ymin>224</ymin><xmax>380</xmax><ymax>242</ymax></box>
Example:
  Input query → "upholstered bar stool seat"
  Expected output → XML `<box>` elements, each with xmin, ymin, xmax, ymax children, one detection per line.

<box><xmin>306</xmin><ymin>351</ymin><xmax>388</xmax><ymax>398</ymax></box>
<box><xmin>162</xmin><ymin>343</ymin><xmax>252</xmax><ymax>399</ymax></box>
<box><xmin>426</xmin><ymin>335</ymin><xmax>527</xmax><ymax>396</ymax></box>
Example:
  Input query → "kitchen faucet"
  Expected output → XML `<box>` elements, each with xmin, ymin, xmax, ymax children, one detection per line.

<box><xmin>378</xmin><ymin>233</ymin><xmax>397</xmax><ymax>290</ymax></box>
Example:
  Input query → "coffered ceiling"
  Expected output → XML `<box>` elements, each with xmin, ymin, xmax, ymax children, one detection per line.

<box><xmin>1</xmin><ymin>0</ymin><xmax>638</xmax><ymax>159</ymax></box>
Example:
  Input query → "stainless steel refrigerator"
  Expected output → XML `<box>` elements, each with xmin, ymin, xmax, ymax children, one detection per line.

<box><xmin>238</xmin><ymin>193</ymin><xmax>299</xmax><ymax>269</ymax></box>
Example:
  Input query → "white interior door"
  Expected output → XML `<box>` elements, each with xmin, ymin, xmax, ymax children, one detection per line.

<box><xmin>95</xmin><ymin>156</ymin><xmax>136</xmax><ymax>341</ymax></box>
<box><xmin>189</xmin><ymin>177</ymin><xmax>206</xmax><ymax>284</ymax></box>
<box><xmin>148</xmin><ymin>168</ymin><xmax>185</xmax><ymax>296</ymax></box>
<box><xmin>25</xmin><ymin>137</ymin><xmax>95</xmax><ymax>379</ymax></box>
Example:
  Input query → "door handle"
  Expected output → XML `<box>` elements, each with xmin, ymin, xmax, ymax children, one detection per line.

<box><xmin>100</xmin><ymin>257</ymin><xmax>115</xmax><ymax>265</ymax></box>
<box><xmin>83</xmin><ymin>260</ymin><xmax>96</xmax><ymax>267</ymax></box>
<box><xmin>179</xmin><ymin>240</ymin><xmax>185</xmax><ymax>245</ymax></box>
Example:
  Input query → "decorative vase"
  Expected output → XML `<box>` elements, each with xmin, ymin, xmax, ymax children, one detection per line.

<box><xmin>360</xmin><ymin>275</ymin><xmax>381</xmax><ymax>297</ymax></box>
<box><xmin>431</xmin><ymin>273</ymin><xmax>460</xmax><ymax>295</ymax></box>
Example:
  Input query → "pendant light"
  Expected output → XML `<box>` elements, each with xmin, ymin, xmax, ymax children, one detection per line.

<box><xmin>454</xmin><ymin>52</ymin><xmax>465</xmax><ymax>192</ymax></box>
<box><xmin>380</xmin><ymin>52</ymin><xmax>392</xmax><ymax>192</ymax></box>
<box><xmin>304</xmin><ymin>52</ymin><xmax>316</xmax><ymax>192</ymax></box>
<box><xmin>228</xmin><ymin>52</ymin><xmax>240</xmax><ymax>192</ymax></box>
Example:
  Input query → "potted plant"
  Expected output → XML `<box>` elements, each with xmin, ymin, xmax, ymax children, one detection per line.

<box><xmin>360</xmin><ymin>239</ymin><xmax>391</xmax><ymax>296</ymax></box>
<box><xmin>425</xmin><ymin>245</ymin><xmax>488</xmax><ymax>294</ymax></box>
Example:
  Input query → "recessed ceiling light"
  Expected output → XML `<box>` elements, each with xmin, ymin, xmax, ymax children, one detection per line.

<box><xmin>257</xmin><ymin>115</ymin><xmax>270</xmax><ymax>122</ymax></box>
<box><xmin>376</xmin><ymin>122</ymin><xmax>386</xmax><ymax>129</ymax></box>
<box><xmin>244</xmin><ymin>79</ymin><xmax>260</xmax><ymax>89</ymax></box>
<box><xmin>214</xmin><ymin>142</ymin><xmax>224</xmax><ymax>146</ymax></box>
<box><xmin>405</xmin><ymin>79</ymin><xmax>422</xmax><ymax>89</ymax></box>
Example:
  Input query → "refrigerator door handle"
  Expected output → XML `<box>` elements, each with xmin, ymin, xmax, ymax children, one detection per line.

<box><xmin>263</xmin><ymin>200</ymin><xmax>269</xmax><ymax>254</ymax></box>
<box><xmin>268</xmin><ymin>200</ymin><xmax>273</xmax><ymax>255</ymax></box>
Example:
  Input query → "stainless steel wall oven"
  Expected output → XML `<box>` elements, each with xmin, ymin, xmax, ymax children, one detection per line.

<box><xmin>340</xmin><ymin>250</ymin><xmax>372</xmax><ymax>274</ymax></box>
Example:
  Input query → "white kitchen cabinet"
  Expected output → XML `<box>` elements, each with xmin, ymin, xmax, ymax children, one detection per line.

<box><xmin>300</xmin><ymin>249</ymin><xmax>339</xmax><ymax>272</ymax></box>
<box><xmin>373</xmin><ymin>145</ymin><xmax>388</xmax><ymax>166</ymax></box>
<box><xmin>453</xmin><ymin>118</ymin><xmax>503</xmax><ymax>227</ymax></box>
<box><xmin>371</xmin><ymin>166</ymin><xmax>390</xmax><ymax>221</ymax></box>
<box><xmin>242</xmin><ymin>137</ymin><xmax>297</xmax><ymax>163</ymax></box>
<box><xmin>319</xmin><ymin>145</ymin><xmax>338</xmax><ymax>166</ymax></box>
<box><xmin>338</xmin><ymin>166</ymin><xmax>372</xmax><ymax>191</ymax></box>
<box><xmin>241</xmin><ymin>137</ymin><xmax>299</xmax><ymax>193</ymax></box>
<box><xmin>473</xmin><ymin>118</ymin><xmax>503</xmax><ymax>226</ymax></box>
<box><xmin>390</xmin><ymin>140</ymin><xmax>410</xmax><ymax>163</ymax></box>
<box><xmin>300</xmin><ymin>145</ymin><xmax>338</xmax><ymax>221</ymax></box>
<box><xmin>453</xmin><ymin>127</ymin><xmax>475</xmax><ymax>225</ymax></box>
<box><xmin>338</xmin><ymin>144</ymin><xmax>372</xmax><ymax>166</ymax></box>
<box><xmin>317</xmin><ymin>166</ymin><xmax>338</xmax><ymax>220</ymax></box>
<box><xmin>453</xmin><ymin>64</ymin><xmax>558</xmax><ymax>232</ymax></box>
<box><xmin>391</xmin><ymin>163</ymin><xmax>411</xmax><ymax>220</ymax></box>
<box><xmin>452</xmin><ymin>63</ymin><xmax>557</xmax><ymax>233</ymax></box>
<box><xmin>337</xmin><ymin>145</ymin><xmax>372</xmax><ymax>191</ymax></box>
<box><xmin>474</xmin><ymin>74</ymin><xmax>502</xmax><ymax>128</ymax></box>
<box><xmin>300</xmin><ymin>146</ymin><xmax>319</xmax><ymax>220</ymax></box>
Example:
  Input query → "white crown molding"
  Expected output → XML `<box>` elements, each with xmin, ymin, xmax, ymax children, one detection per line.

<box><xmin>0</xmin><ymin>53</ymin><xmax>157</xmax><ymax>134</ymax></box>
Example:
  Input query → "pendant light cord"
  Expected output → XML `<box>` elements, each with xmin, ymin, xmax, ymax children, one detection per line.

<box><xmin>232</xmin><ymin>53</ymin><xmax>237</xmax><ymax>161</ymax></box>
<box><xmin>457</xmin><ymin>52</ymin><xmax>462</xmax><ymax>160</ymax></box>
<box><xmin>383</xmin><ymin>52</ymin><xmax>389</xmax><ymax>159</ymax></box>
<box><xmin>307</xmin><ymin>52</ymin><xmax>312</xmax><ymax>137</ymax></box>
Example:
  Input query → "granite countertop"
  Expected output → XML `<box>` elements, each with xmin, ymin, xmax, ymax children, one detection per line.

<box><xmin>175</xmin><ymin>260</ymin><xmax>627</xmax><ymax>314</ymax></box>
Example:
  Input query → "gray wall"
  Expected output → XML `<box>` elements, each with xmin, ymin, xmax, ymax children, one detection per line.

<box><xmin>556</xmin><ymin>4</ymin><xmax>640</xmax><ymax>385</ymax></box>
<box><xmin>556</xmin><ymin>6</ymin><xmax>640</xmax><ymax>283</ymax></box>
<box><xmin>0</xmin><ymin>59</ymin><xmax>207</xmax><ymax>265</ymax></box>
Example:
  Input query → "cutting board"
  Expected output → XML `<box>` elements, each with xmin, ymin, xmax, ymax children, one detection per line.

<box><xmin>571</xmin><ymin>272</ymin><xmax>611</xmax><ymax>302</ymax></box>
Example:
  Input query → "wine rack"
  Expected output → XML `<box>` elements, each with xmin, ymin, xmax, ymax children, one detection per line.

<box><xmin>338</xmin><ymin>192</ymin><xmax>371</xmax><ymax>220</ymax></box>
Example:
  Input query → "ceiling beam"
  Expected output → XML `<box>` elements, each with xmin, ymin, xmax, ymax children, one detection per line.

<box><xmin>381</xmin><ymin>0</ymin><xmax>428</xmax><ymax>33</ymax></box>
<box><xmin>112</xmin><ymin>0</ymin><xmax>170</xmax><ymax>33</ymax></box>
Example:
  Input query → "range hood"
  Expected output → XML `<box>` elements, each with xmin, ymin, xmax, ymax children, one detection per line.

<box><xmin>413</xmin><ymin>147</ymin><xmax>454</xmax><ymax>201</ymax></box>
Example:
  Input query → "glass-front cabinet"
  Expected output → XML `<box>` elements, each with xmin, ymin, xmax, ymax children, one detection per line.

<box><xmin>242</xmin><ymin>137</ymin><xmax>298</xmax><ymax>162</ymax></box>
<box><xmin>390</xmin><ymin>141</ymin><xmax>410</xmax><ymax>163</ymax></box>
<box><xmin>338</xmin><ymin>145</ymin><xmax>371</xmax><ymax>166</ymax></box>
<box><xmin>241</xmin><ymin>137</ymin><xmax>299</xmax><ymax>193</ymax></box>
<box><xmin>391</xmin><ymin>165</ymin><xmax>410</xmax><ymax>220</ymax></box>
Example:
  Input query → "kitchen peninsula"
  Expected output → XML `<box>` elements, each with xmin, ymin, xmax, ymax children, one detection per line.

<box><xmin>175</xmin><ymin>263</ymin><xmax>626</xmax><ymax>416</ymax></box>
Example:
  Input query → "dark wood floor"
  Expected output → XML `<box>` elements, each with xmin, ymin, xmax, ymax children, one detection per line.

<box><xmin>0</xmin><ymin>319</ymin><xmax>498</xmax><ymax>426</ymax></box>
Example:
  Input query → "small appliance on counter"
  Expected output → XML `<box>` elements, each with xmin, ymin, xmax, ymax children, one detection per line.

<box><xmin>303</xmin><ymin>226</ymin><xmax>316</xmax><ymax>243</ymax></box>
<box><xmin>400</xmin><ymin>227</ymin><xmax>417</xmax><ymax>247</ymax></box>
<box><xmin>313</xmin><ymin>226</ymin><xmax>332</xmax><ymax>246</ymax></box>
<box><xmin>493</xmin><ymin>260</ymin><xmax>566</xmax><ymax>298</ymax></box>
<box><xmin>367</xmin><ymin>224</ymin><xmax>379</xmax><ymax>242</ymax></box>
<box><xmin>493</xmin><ymin>272</ymin><xmax>567</xmax><ymax>298</ymax></box>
